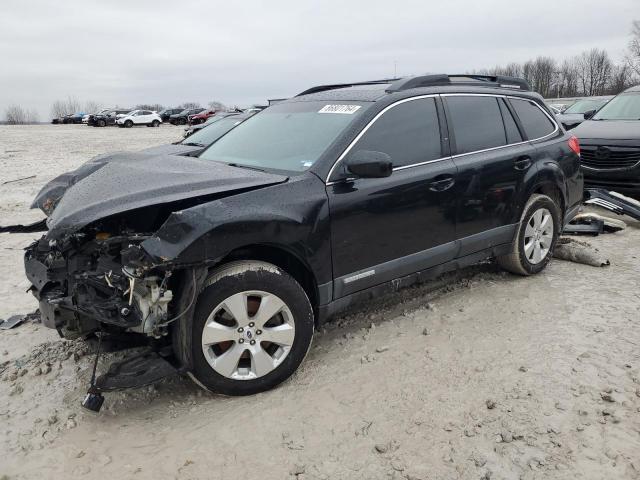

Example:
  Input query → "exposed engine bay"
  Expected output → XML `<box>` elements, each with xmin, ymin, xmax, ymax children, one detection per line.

<box><xmin>26</xmin><ymin>225</ymin><xmax>176</xmax><ymax>340</ymax></box>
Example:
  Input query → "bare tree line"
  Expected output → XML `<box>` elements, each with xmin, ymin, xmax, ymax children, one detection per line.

<box><xmin>50</xmin><ymin>96</ymin><xmax>102</xmax><ymax>118</ymax></box>
<box><xmin>4</xmin><ymin>105</ymin><xmax>39</xmax><ymax>124</ymax></box>
<box><xmin>475</xmin><ymin>21</ymin><xmax>640</xmax><ymax>98</ymax></box>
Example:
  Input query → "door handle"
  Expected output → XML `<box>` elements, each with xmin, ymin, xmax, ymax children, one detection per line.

<box><xmin>514</xmin><ymin>155</ymin><xmax>532</xmax><ymax>171</ymax></box>
<box><xmin>428</xmin><ymin>176</ymin><xmax>455</xmax><ymax>192</ymax></box>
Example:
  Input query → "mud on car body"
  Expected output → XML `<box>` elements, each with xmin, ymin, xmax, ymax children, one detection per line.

<box><xmin>25</xmin><ymin>74</ymin><xmax>583</xmax><ymax>397</ymax></box>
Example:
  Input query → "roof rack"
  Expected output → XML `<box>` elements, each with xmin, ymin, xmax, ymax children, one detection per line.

<box><xmin>295</xmin><ymin>79</ymin><xmax>400</xmax><ymax>97</ymax></box>
<box><xmin>386</xmin><ymin>74</ymin><xmax>531</xmax><ymax>92</ymax></box>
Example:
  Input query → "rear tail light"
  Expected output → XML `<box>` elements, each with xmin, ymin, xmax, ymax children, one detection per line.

<box><xmin>568</xmin><ymin>136</ymin><xmax>580</xmax><ymax>156</ymax></box>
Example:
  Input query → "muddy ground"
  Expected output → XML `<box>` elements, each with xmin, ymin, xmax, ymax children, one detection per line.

<box><xmin>0</xmin><ymin>125</ymin><xmax>639</xmax><ymax>479</ymax></box>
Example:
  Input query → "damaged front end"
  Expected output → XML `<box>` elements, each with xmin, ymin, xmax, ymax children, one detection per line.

<box><xmin>25</xmin><ymin>227</ymin><xmax>175</xmax><ymax>340</ymax></box>
<box><xmin>22</xmin><ymin>153</ymin><xmax>287</xmax><ymax>340</ymax></box>
<box><xmin>18</xmin><ymin>152</ymin><xmax>290</xmax><ymax>408</ymax></box>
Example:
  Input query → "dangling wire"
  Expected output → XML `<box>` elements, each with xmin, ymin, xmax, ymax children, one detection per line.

<box><xmin>89</xmin><ymin>331</ymin><xmax>103</xmax><ymax>388</ymax></box>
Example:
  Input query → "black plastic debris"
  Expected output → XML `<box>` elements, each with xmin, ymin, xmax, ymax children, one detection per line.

<box><xmin>95</xmin><ymin>351</ymin><xmax>178</xmax><ymax>392</ymax></box>
<box><xmin>564</xmin><ymin>212</ymin><xmax>627</xmax><ymax>236</ymax></box>
<box><xmin>0</xmin><ymin>315</ymin><xmax>26</xmax><ymax>330</ymax></box>
<box><xmin>563</xmin><ymin>218</ymin><xmax>604</xmax><ymax>236</ymax></box>
<box><xmin>0</xmin><ymin>218</ymin><xmax>47</xmax><ymax>233</ymax></box>
<box><xmin>584</xmin><ymin>188</ymin><xmax>640</xmax><ymax>221</ymax></box>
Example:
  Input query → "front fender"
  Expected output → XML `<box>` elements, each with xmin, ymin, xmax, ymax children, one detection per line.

<box><xmin>141</xmin><ymin>174</ymin><xmax>332</xmax><ymax>284</ymax></box>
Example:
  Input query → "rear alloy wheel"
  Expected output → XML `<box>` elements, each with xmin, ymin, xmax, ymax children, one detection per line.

<box><xmin>97</xmin><ymin>119</ymin><xmax>106</xmax><ymax>127</ymax></box>
<box><xmin>152</xmin><ymin>120</ymin><xmax>160</xmax><ymax>127</ymax></box>
<box><xmin>188</xmin><ymin>261</ymin><xmax>314</xmax><ymax>395</ymax></box>
<box><xmin>178</xmin><ymin>118</ymin><xmax>186</xmax><ymax>125</ymax></box>
<box><xmin>497</xmin><ymin>194</ymin><xmax>560</xmax><ymax>275</ymax></box>
<box><xmin>124</xmin><ymin>120</ymin><xmax>133</xmax><ymax>128</ymax></box>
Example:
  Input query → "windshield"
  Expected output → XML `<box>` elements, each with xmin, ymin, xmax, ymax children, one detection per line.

<box><xmin>593</xmin><ymin>93</ymin><xmax>640</xmax><ymax>120</ymax></box>
<box><xmin>182</xmin><ymin>116</ymin><xmax>246</xmax><ymax>146</ymax></box>
<box><xmin>198</xmin><ymin>101</ymin><xmax>369</xmax><ymax>172</ymax></box>
<box><xmin>564</xmin><ymin>98</ymin><xmax>608</xmax><ymax>114</ymax></box>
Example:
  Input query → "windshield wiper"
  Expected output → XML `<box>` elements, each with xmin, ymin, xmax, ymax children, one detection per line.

<box><xmin>227</xmin><ymin>162</ymin><xmax>265</xmax><ymax>172</ymax></box>
<box><xmin>182</xmin><ymin>142</ymin><xmax>205</xmax><ymax>147</ymax></box>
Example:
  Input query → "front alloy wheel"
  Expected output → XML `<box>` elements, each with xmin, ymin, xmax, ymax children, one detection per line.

<box><xmin>186</xmin><ymin>261</ymin><xmax>314</xmax><ymax>395</ymax></box>
<box><xmin>202</xmin><ymin>291</ymin><xmax>295</xmax><ymax>380</ymax></box>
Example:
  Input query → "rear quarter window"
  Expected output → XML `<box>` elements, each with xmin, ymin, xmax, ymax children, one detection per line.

<box><xmin>509</xmin><ymin>98</ymin><xmax>557</xmax><ymax>140</ymax></box>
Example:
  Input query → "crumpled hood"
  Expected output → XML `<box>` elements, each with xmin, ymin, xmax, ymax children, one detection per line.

<box><xmin>573</xmin><ymin>119</ymin><xmax>640</xmax><ymax>141</ymax></box>
<box><xmin>34</xmin><ymin>152</ymin><xmax>287</xmax><ymax>236</ymax></box>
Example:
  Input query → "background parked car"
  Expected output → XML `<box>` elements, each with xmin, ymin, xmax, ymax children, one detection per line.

<box><xmin>140</xmin><ymin>112</ymin><xmax>254</xmax><ymax>156</ymax></box>
<box><xmin>183</xmin><ymin>112</ymin><xmax>235</xmax><ymax>138</ymax></box>
<box><xmin>62</xmin><ymin>112</ymin><xmax>86</xmax><ymax>124</ymax></box>
<box><xmin>116</xmin><ymin>110</ymin><xmax>162</xmax><ymax>128</ymax></box>
<box><xmin>84</xmin><ymin>108</ymin><xmax>112</xmax><ymax>126</ymax></box>
<box><xmin>91</xmin><ymin>109</ymin><xmax>132</xmax><ymax>127</ymax></box>
<box><xmin>555</xmin><ymin>96</ymin><xmax>613</xmax><ymax>130</ymax></box>
<box><xmin>169</xmin><ymin>108</ymin><xmax>205</xmax><ymax>125</ymax></box>
<box><xmin>573</xmin><ymin>85</ymin><xmax>640</xmax><ymax>197</ymax></box>
<box><xmin>188</xmin><ymin>109</ymin><xmax>217</xmax><ymax>125</ymax></box>
<box><xmin>546</xmin><ymin>102</ymin><xmax>568</xmax><ymax>112</ymax></box>
<box><xmin>158</xmin><ymin>108</ymin><xmax>183</xmax><ymax>122</ymax></box>
<box><xmin>546</xmin><ymin>105</ymin><xmax>562</xmax><ymax>115</ymax></box>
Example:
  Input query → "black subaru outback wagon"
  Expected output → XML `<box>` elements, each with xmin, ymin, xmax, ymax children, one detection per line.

<box><xmin>25</xmin><ymin>74</ymin><xmax>582</xmax><ymax>396</ymax></box>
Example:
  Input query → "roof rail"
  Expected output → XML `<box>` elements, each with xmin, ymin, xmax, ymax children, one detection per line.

<box><xmin>296</xmin><ymin>79</ymin><xmax>400</xmax><ymax>97</ymax></box>
<box><xmin>386</xmin><ymin>74</ymin><xmax>531</xmax><ymax>92</ymax></box>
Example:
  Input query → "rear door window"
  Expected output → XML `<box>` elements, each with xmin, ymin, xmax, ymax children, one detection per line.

<box><xmin>445</xmin><ymin>96</ymin><xmax>507</xmax><ymax>154</ymax></box>
<box><xmin>349</xmin><ymin>97</ymin><xmax>441</xmax><ymax>168</ymax></box>
<box><xmin>509</xmin><ymin>98</ymin><xmax>556</xmax><ymax>140</ymax></box>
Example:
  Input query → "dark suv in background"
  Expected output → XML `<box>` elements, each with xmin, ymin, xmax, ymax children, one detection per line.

<box><xmin>159</xmin><ymin>108</ymin><xmax>183</xmax><ymax>122</ymax></box>
<box><xmin>169</xmin><ymin>108</ymin><xmax>205</xmax><ymax>125</ymax></box>
<box><xmin>573</xmin><ymin>85</ymin><xmax>640</xmax><ymax>197</ymax></box>
<box><xmin>25</xmin><ymin>74</ymin><xmax>581</xmax><ymax>398</ymax></box>
<box><xmin>555</xmin><ymin>96</ymin><xmax>612</xmax><ymax>130</ymax></box>
<box><xmin>91</xmin><ymin>109</ymin><xmax>131</xmax><ymax>127</ymax></box>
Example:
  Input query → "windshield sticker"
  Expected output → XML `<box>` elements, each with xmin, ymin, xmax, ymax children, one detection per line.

<box><xmin>318</xmin><ymin>104</ymin><xmax>361</xmax><ymax>114</ymax></box>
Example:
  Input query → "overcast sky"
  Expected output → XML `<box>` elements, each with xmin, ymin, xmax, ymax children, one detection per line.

<box><xmin>0</xmin><ymin>0</ymin><xmax>637</xmax><ymax>119</ymax></box>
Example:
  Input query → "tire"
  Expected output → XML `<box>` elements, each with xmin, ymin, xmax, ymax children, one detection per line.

<box><xmin>152</xmin><ymin>120</ymin><xmax>160</xmax><ymax>127</ymax></box>
<box><xmin>124</xmin><ymin>120</ymin><xmax>133</xmax><ymax>128</ymax></box>
<box><xmin>178</xmin><ymin>118</ymin><xmax>186</xmax><ymax>125</ymax></box>
<box><xmin>185</xmin><ymin>261</ymin><xmax>314</xmax><ymax>396</ymax></box>
<box><xmin>97</xmin><ymin>119</ymin><xmax>106</xmax><ymax>127</ymax></box>
<box><xmin>497</xmin><ymin>194</ymin><xmax>561</xmax><ymax>276</ymax></box>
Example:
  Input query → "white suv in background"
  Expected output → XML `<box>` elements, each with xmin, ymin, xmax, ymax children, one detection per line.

<box><xmin>116</xmin><ymin>110</ymin><xmax>162</xmax><ymax>128</ymax></box>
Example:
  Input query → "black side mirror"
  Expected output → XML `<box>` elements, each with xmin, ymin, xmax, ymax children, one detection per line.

<box><xmin>345</xmin><ymin>150</ymin><xmax>393</xmax><ymax>178</ymax></box>
<box><xmin>583</xmin><ymin>109</ymin><xmax>596</xmax><ymax>120</ymax></box>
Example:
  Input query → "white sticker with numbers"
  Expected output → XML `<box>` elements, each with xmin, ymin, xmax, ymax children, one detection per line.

<box><xmin>318</xmin><ymin>104</ymin><xmax>361</xmax><ymax>114</ymax></box>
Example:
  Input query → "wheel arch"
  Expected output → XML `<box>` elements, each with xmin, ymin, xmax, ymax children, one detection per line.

<box><xmin>528</xmin><ymin>162</ymin><xmax>568</xmax><ymax>218</ymax></box>
<box><xmin>216</xmin><ymin>243</ymin><xmax>320</xmax><ymax>324</ymax></box>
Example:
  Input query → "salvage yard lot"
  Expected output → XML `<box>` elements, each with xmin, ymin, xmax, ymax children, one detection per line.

<box><xmin>1</xmin><ymin>125</ymin><xmax>639</xmax><ymax>479</ymax></box>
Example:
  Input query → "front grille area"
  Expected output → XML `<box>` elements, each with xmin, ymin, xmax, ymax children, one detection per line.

<box><xmin>581</xmin><ymin>145</ymin><xmax>640</xmax><ymax>170</ymax></box>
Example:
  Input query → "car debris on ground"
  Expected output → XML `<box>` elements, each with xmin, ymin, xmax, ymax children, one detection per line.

<box><xmin>583</xmin><ymin>188</ymin><xmax>640</xmax><ymax>221</ymax></box>
<box><xmin>553</xmin><ymin>237</ymin><xmax>611</xmax><ymax>267</ymax></box>
<box><xmin>0</xmin><ymin>311</ymin><xmax>40</xmax><ymax>330</ymax></box>
<box><xmin>563</xmin><ymin>212</ymin><xmax>626</xmax><ymax>235</ymax></box>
